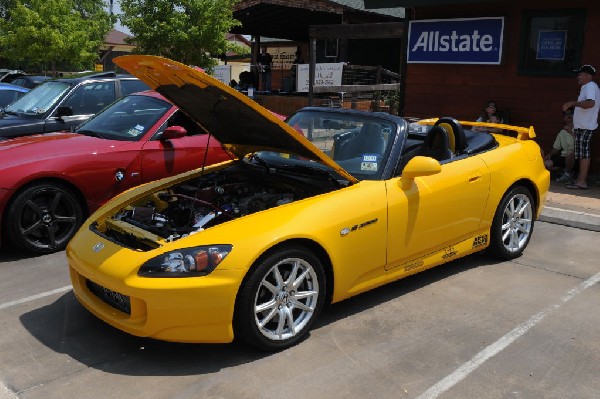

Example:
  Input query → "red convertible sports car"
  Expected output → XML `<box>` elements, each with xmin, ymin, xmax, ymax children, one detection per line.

<box><xmin>0</xmin><ymin>91</ymin><xmax>230</xmax><ymax>254</ymax></box>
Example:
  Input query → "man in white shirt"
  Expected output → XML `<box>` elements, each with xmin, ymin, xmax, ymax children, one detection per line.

<box><xmin>563</xmin><ymin>64</ymin><xmax>600</xmax><ymax>189</ymax></box>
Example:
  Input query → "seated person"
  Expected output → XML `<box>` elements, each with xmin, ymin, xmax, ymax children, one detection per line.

<box><xmin>544</xmin><ymin>108</ymin><xmax>576</xmax><ymax>182</ymax></box>
<box><xmin>473</xmin><ymin>100</ymin><xmax>503</xmax><ymax>134</ymax></box>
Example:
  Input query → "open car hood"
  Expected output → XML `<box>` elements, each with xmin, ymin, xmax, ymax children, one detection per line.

<box><xmin>113</xmin><ymin>55</ymin><xmax>357</xmax><ymax>184</ymax></box>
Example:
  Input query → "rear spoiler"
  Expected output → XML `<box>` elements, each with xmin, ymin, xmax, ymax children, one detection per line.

<box><xmin>417</xmin><ymin>118</ymin><xmax>537</xmax><ymax>140</ymax></box>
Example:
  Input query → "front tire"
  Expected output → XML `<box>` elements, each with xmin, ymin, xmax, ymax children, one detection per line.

<box><xmin>488</xmin><ymin>186</ymin><xmax>535</xmax><ymax>259</ymax></box>
<box><xmin>6</xmin><ymin>183</ymin><xmax>83</xmax><ymax>254</ymax></box>
<box><xmin>234</xmin><ymin>245</ymin><xmax>326</xmax><ymax>351</ymax></box>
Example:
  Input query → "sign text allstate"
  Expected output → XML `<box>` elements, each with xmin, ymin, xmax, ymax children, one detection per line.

<box><xmin>407</xmin><ymin>17</ymin><xmax>504</xmax><ymax>65</ymax></box>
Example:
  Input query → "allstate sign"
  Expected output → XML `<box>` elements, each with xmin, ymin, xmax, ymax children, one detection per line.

<box><xmin>407</xmin><ymin>17</ymin><xmax>504</xmax><ymax>64</ymax></box>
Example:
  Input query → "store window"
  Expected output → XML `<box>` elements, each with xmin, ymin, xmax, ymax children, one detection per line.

<box><xmin>518</xmin><ymin>9</ymin><xmax>585</xmax><ymax>76</ymax></box>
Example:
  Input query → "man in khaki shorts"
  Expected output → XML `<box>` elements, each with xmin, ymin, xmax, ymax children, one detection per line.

<box><xmin>545</xmin><ymin>108</ymin><xmax>575</xmax><ymax>183</ymax></box>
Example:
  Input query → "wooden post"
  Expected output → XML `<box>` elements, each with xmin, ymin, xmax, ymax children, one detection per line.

<box><xmin>309</xmin><ymin>38</ymin><xmax>316</xmax><ymax>106</ymax></box>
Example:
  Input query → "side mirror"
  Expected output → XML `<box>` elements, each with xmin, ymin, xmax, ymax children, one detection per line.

<box><xmin>399</xmin><ymin>156</ymin><xmax>442</xmax><ymax>189</ymax></box>
<box><xmin>160</xmin><ymin>125</ymin><xmax>187</xmax><ymax>140</ymax></box>
<box><xmin>55</xmin><ymin>106</ymin><xmax>73</xmax><ymax>118</ymax></box>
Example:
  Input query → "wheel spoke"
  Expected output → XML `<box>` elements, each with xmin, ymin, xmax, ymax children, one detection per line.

<box><xmin>293</xmin><ymin>289</ymin><xmax>317</xmax><ymax>301</ymax></box>
<box><xmin>509</xmin><ymin>230</ymin><xmax>519</xmax><ymax>250</ymax></box>
<box><xmin>292</xmin><ymin>268</ymin><xmax>311</xmax><ymax>290</ymax></box>
<box><xmin>54</xmin><ymin>215</ymin><xmax>77</xmax><ymax>225</ymax></box>
<box><xmin>291</xmin><ymin>298</ymin><xmax>314</xmax><ymax>312</ymax></box>
<box><xmin>255</xmin><ymin>298</ymin><xmax>277</xmax><ymax>314</ymax></box>
<box><xmin>273</xmin><ymin>266</ymin><xmax>284</xmax><ymax>288</ymax></box>
<box><xmin>501</xmin><ymin>226</ymin><xmax>510</xmax><ymax>242</ymax></box>
<box><xmin>516</xmin><ymin>201</ymin><xmax>528</xmax><ymax>217</ymax></box>
<box><xmin>21</xmin><ymin>219</ymin><xmax>43</xmax><ymax>236</ymax></box>
<box><xmin>261</xmin><ymin>280</ymin><xmax>279</xmax><ymax>295</ymax></box>
<box><xmin>286</xmin><ymin>260</ymin><xmax>300</xmax><ymax>286</ymax></box>
<box><xmin>508</xmin><ymin>200</ymin><xmax>516</xmax><ymax>215</ymax></box>
<box><xmin>257</xmin><ymin>307</ymin><xmax>278</xmax><ymax>328</ymax></box>
<box><xmin>276</xmin><ymin>307</ymin><xmax>287</xmax><ymax>338</ymax></box>
<box><xmin>24</xmin><ymin>199</ymin><xmax>44</xmax><ymax>216</ymax></box>
<box><xmin>285</xmin><ymin>307</ymin><xmax>296</xmax><ymax>336</ymax></box>
<box><xmin>49</xmin><ymin>191</ymin><xmax>63</xmax><ymax>214</ymax></box>
<box><xmin>47</xmin><ymin>227</ymin><xmax>58</xmax><ymax>248</ymax></box>
<box><xmin>517</xmin><ymin>220</ymin><xmax>531</xmax><ymax>233</ymax></box>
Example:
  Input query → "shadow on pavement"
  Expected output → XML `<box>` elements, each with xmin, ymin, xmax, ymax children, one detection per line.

<box><xmin>0</xmin><ymin>245</ymin><xmax>44</xmax><ymax>262</ymax></box>
<box><xmin>19</xmin><ymin>253</ymin><xmax>497</xmax><ymax>377</ymax></box>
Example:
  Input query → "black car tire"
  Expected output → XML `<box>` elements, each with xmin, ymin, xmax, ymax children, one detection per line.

<box><xmin>488</xmin><ymin>185</ymin><xmax>535</xmax><ymax>260</ymax></box>
<box><xmin>6</xmin><ymin>183</ymin><xmax>83</xmax><ymax>254</ymax></box>
<box><xmin>234</xmin><ymin>245</ymin><xmax>326</xmax><ymax>351</ymax></box>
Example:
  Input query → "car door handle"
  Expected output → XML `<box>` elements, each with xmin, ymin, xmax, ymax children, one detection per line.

<box><xmin>468</xmin><ymin>172</ymin><xmax>482</xmax><ymax>183</ymax></box>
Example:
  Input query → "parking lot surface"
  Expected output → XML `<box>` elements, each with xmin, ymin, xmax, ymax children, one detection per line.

<box><xmin>0</xmin><ymin>221</ymin><xmax>598</xmax><ymax>399</ymax></box>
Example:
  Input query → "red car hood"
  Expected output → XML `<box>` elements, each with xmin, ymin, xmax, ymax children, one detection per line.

<box><xmin>0</xmin><ymin>132</ymin><xmax>116</xmax><ymax>168</ymax></box>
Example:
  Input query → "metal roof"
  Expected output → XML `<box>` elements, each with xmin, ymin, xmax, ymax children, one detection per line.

<box><xmin>232</xmin><ymin>0</ymin><xmax>403</xmax><ymax>41</ymax></box>
<box><xmin>330</xmin><ymin>0</ymin><xmax>404</xmax><ymax>17</ymax></box>
<box><xmin>364</xmin><ymin>0</ymin><xmax>494</xmax><ymax>7</ymax></box>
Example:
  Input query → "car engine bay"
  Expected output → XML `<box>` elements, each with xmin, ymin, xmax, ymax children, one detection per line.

<box><xmin>97</xmin><ymin>162</ymin><xmax>340</xmax><ymax>250</ymax></box>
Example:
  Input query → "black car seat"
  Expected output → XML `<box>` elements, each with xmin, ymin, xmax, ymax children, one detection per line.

<box><xmin>334</xmin><ymin>122</ymin><xmax>385</xmax><ymax>160</ymax></box>
<box><xmin>421</xmin><ymin>125</ymin><xmax>453</xmax><ymax>161</ymax></box>
<box><xmin>356</xmin><ymin>122</ymin><xmax>386</xmax><ymax>155</ymax></box>
<box><xmin>434</xmin><ymin>117</ymin><xmax>467</xmax><ymax>155</ymax></box>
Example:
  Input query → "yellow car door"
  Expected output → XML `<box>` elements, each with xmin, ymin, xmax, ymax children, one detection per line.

<box><xmin>385</xmin><ymin>156</ymin><xmax>491</xmax><ymax>273</ymax></box>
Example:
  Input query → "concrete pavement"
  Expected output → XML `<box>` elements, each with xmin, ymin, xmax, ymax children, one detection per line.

<box><xmin>539</xmin><ymin>177</ymin><xmax>600</xmax><ymax>232</ymax></box>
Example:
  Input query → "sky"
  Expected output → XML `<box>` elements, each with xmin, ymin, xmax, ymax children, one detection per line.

<box><xmin>104</xmin><ymin>0</ymin><xmax>131</xmax><ymax>35</ymax></box>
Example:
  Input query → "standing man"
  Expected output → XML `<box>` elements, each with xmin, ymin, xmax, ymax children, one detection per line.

<box><xmin>290</xmin><ymin>49</ymin><xmax>304</xmax><ymax>92</ymax></box>
<box><xmin>563</xmin><ymin>65</ymin><xmax>600</xmax><ymax>190</ymax></box>
<box><xmin>257</xmin><ymin>47</ymin><xmax>273</xmax><ymax>93</ymax></box>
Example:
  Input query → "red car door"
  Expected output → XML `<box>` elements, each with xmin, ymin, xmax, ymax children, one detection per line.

<box><xmin>139</xmin><ymin>110</ymin><xmax>230</xmax><ymax>182</ymax></box>
<box><xmin>139</xmin><ymin>134</ymin><xmax>228</xmax><ymax>182</ymax></box>
<box><xmin>74</xmin><ymin>140</ymin><xmax>146</xmax><ymax>208</ymax></box>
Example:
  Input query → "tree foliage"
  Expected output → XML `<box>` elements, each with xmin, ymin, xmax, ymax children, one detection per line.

<box><xmin>119</xmin><ymin>0</ymin><xmax>241</xmax><ymax>70</ymax></box>
<box><xmin>0</xmin><ymin>0</ymin><xmax>114</xmax><ymax>72</ymax></box>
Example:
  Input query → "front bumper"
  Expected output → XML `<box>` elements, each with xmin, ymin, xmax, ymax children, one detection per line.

<box><xmin>67</xmin><ymin>232</ymin><xmax>245</xmax><ymax>343</ymax></box>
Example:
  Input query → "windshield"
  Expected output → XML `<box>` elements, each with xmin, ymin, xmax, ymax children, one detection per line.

<box><xmin>284</xmin><ymin>110</ymin><xmax>397</xmax><ymax>180</ymax></box>
<box><xmin>5</xmin><ymin>81</ymin><xmax>71</xmax><ymax>116</ymax></box>
<box><xmin>75</xmin><ymin>94</ymin><xmax>171</xmax><ymax>141</ymax></box>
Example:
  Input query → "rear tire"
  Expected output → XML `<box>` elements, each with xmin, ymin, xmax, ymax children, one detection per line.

<box><xmin>487</xmin><ymin>186</ymin><xmax>535</xmax><ymax>260</ymax></box>
<box><xmin>7</xmin><ymin>183</ymin><xmax>83</xmax><ymax>254</ymax></box>
<box><xmin>234</xmin><ymin>245</ymin><xmax>326</xmax><ymax>351</ymax></box>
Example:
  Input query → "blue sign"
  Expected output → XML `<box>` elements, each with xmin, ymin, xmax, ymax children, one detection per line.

<box><xmin>407</xmin><ymin>17</ymin><xmax>504</xmax><ymax>64</ymax></box>
<box><xmin>536</xmin><ymin>30</ymin><xmax>567</xmax><ymax>60</ymax></box>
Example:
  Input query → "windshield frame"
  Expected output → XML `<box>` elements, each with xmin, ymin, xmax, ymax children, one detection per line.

<box><xmin>284</xmin><ymin>109</ymin><xmax>406</xmax><ymax>181</ymax></box>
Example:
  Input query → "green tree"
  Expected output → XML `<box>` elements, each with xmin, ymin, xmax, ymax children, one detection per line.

<box><xmin>119</xmin><ymin>0</ymin><xmax>241</xmax><ymax>70</ymax></box>
<box><xmin>0</xmin><ymin>0</ymin><xmax>114</xmax><ymax>73</ymax></box>
<box><xmin>0</xmin><ymin>0</ymin><xmax>17</xmax><ymax>19</ymax></box>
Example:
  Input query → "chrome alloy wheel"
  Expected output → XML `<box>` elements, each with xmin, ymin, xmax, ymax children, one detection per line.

<box><xmin>500</xmin><ymin>192</ymin><xmax>533</xmax><ymax>253</ymax></box>
<box><xmin>253</xmin><ymin>257</ymin><xmax>320</xmax><ymax>341</ymax></box>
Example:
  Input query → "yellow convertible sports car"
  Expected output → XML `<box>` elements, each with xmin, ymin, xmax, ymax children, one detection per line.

<box><xmin>67</xmin><ymin>55</ymin><xmax>550</xmax><ymax>351</ymax></box>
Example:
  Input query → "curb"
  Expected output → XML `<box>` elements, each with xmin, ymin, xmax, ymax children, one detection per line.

<box><xmin>539</xmin><ymin>206</ymin><xmax>600</xmax><ymax>232</ymax></box>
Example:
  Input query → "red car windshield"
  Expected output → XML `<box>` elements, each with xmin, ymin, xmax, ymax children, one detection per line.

<box><xmin>75</xmin><ymin>94</ymin><xmax>171</xmax><ymax>141</ymax></box>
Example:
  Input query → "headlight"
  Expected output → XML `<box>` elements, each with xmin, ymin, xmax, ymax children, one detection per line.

<box><xmin>138</xmin><ymin>245</ymin><xmax>232</xmax><ymax>277</ymax></box>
